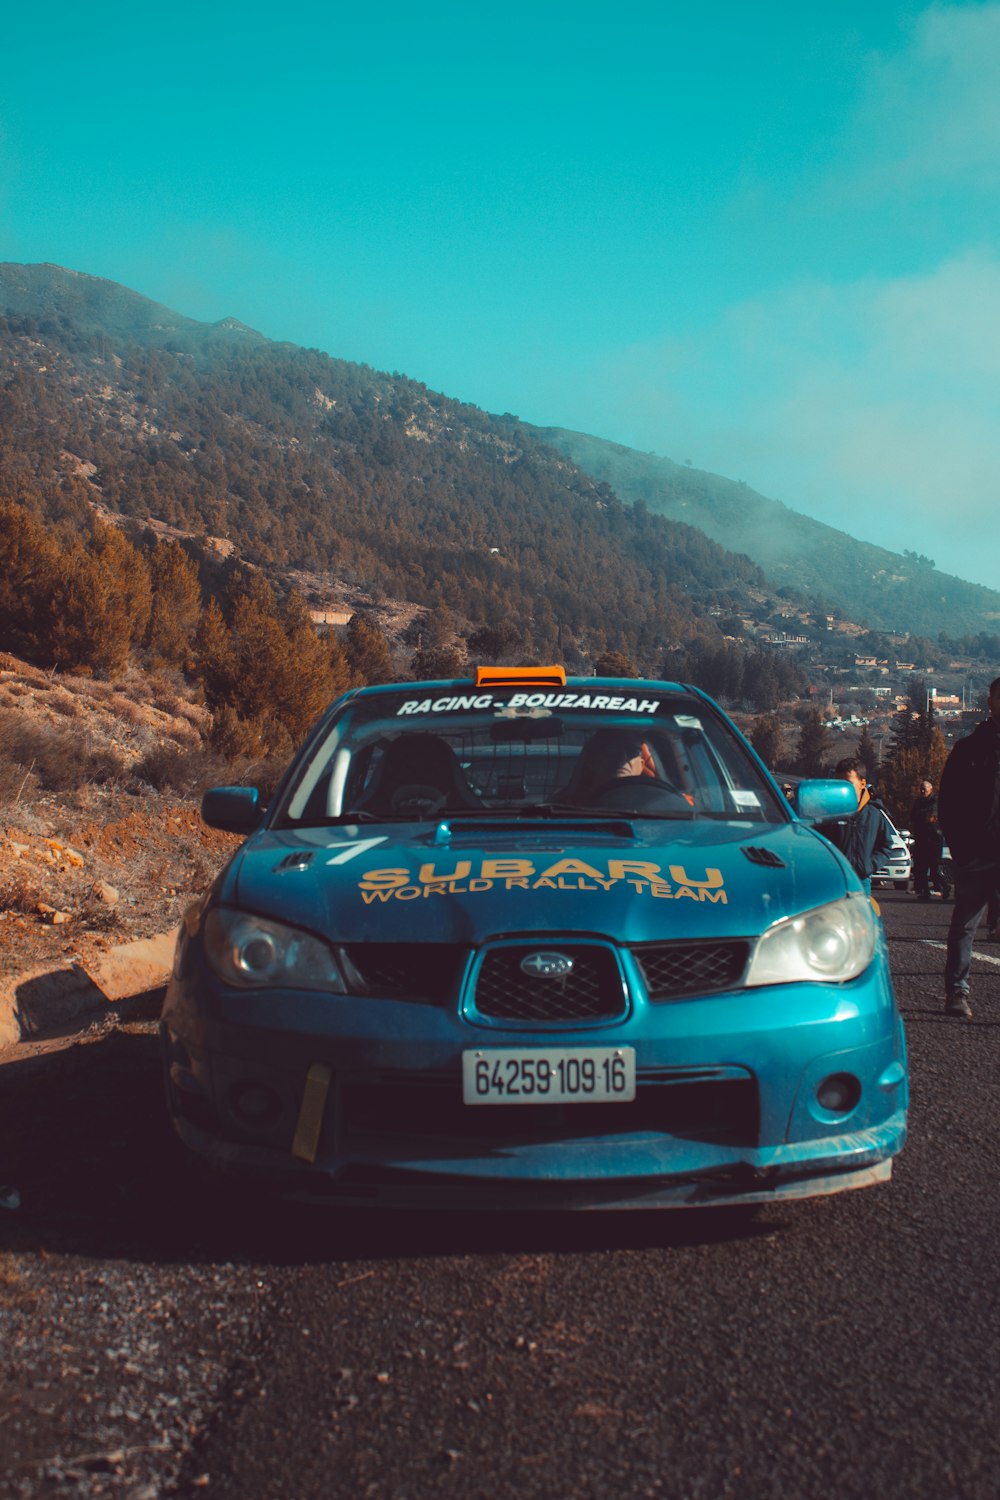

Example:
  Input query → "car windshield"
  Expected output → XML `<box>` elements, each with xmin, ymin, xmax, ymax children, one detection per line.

<box><xmin>274</xmin><ymin>682</ymin><xmax>789</xmax><ymax>826</ymax></box>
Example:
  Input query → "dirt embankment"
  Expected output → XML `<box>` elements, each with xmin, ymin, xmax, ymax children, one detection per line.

<box><xmin>0</xmin><ymin>654</ymin><xmax>242</xmax><ymax>1007</ymax></box>
<box><xmin>1</xmin><ymin>798</ymin><xmax>239</xmax><ymax>982</ymax></box>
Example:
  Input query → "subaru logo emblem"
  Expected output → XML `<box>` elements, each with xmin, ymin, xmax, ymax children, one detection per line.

<box><xmin>520</xmin><ymin>951</ymin><xmax>574</xmax><ymax>979</ymax></box>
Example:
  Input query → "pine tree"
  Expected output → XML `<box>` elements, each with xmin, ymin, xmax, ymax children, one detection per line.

<box><xmin>89</xmin><ymin>518</ymin><xmax>152</xmax><ymax>653</ymax></box>
<box><xmin>466</xmin><ymin>622</ymin><xmax>522</xmax><ymax>664</ymax></box>
<box><xmin>344</xmin><ymin>612</ymin><xmax>394</xmax><ymax>685</ymax></box>
<box><xmin>146</xmin><ymin>539</ymin><xmax>202</xmax><ymax>669</ymax></box>
<box><xmin>277</xmin><ymin>589</ymin><xmax>340</xmax><ymax>727</ymax></box>
<box><xmin>750</xmin><ymin>714</ymin><xmax>785</xmax><ymax>771</ymax></box>
<box><xmin>194</xmin><ymin>597</ymin><xmax>237</xmax><ymax>708</ymax></box>
<box><xmin>0</xmin><ymin>500</ymin><xmax>61</xmax><ymax>660</ymax></box>
<box><xmin>856</xmin><ymin>726</ymin><xmax>879</xmax><ymax>778</ymax></box>
<box><xmin>49</xmin><ymin>522</ymin><xmax>151</xmax><ymax>676</ymax></box>
<box><xmin>595</xmin><ymin>650</ymin><xmax>639</xmax><ymax>678</ymax></box>
<box><xmin>326</xmin><ymin>630</ymin><xmax>353</xmax><ymax>699</ymax></box>
<box><xmin>794</xmin><ymin>708</ymin><xmax>830</xmax><ymax>777</ymax></box>
<box><xmin>410</xmin><ymin>644</ymin><xmax>468</xmax><ymax>680</ymax></box>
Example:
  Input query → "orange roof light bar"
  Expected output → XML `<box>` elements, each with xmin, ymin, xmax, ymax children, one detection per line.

<box><xmin>474</xmin><ymin>665</ymin><xmax>567</xmax><ymax>688</ymax></box>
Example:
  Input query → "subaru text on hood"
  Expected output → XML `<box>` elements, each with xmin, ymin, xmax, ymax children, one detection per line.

<box><xmin>161</xmin><ymin>667</ymin><xmax>907</xmax><ymax>1209</ymax></box>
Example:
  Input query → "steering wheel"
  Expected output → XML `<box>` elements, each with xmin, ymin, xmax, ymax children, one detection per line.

<box><xmin>389</xmin><ymin>784</ymin><xmax>448</xmax><ymax>815</ymax></box>
<box><xmin>589</xmin><ymin>775</ymin><xmax>690</xmax><ymax>812</ymax></box>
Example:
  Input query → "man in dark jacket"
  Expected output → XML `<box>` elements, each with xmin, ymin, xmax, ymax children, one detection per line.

<box><xmin>910</xmin><ymin>778</ymin><xmax>949</xmax><ymax>900</ymax></box>
<box><xmin>820</xmin><ymin>757</ymin><xmax>893</xmax><ymax>898</ymax></box>
<box><xmin>938</xmin><ymin>676</ymin><xmax>1000</xmax><ymax>1018</ymax></box>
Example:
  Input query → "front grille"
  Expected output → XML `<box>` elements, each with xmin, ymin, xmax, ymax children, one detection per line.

<box><xmin>340</xmin><ymin>944</ymin><xmax>470</xmax><ymax>1003</ymax></box>
<box><xmin>472</xmin><ymin>944</ymin><xmax>625</xmax><ymax>1023</ymax></box>
<box><xmin>631</xmin><ymin>941</ymin><xmax>750</xmax><ymax>1001</ymax></box>
<box><xmin>343</xmin><ymin>1069</ymin><xmax>757</xmax><ymax>1147</ymax></box>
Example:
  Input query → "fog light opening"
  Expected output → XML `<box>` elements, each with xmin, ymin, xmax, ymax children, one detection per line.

<box><xmin>816</xmin><ymin>1073</ymin><xmax>862</xmax><ymax>1115</ymax></box>
<box><xmin>229</xmin><ymin>1080</ymin><xmax>282</xmax><ymax>1126</ymax></box>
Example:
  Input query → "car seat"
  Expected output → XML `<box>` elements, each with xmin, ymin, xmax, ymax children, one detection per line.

<box><xmin>356</xmin><ymin>734</ymin><xmax>484</xmax><ymax>817</ymax></box>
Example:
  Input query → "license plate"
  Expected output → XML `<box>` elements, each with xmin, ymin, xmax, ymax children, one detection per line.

<box><xmin>462</xmin><ymin>1047</ymin><xmax>636</xmax><ymax>1105</ymax></box>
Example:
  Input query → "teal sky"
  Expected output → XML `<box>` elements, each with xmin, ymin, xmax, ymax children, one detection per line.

<box><xmin>3</xmin><ymin>1</ymin><xmax>999</xmax><ymax>592</ymax></box>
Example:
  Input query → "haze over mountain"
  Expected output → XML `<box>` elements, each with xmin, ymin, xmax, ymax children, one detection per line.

<box><xmin>534</xmin><ymin>426</ymin><xmax>1000</xmax><ymax>639</ymax></box>
<box><xmin>2</xmin><ymin>262</ymin><xmax>998</xmax><ymax>658</ymax></box>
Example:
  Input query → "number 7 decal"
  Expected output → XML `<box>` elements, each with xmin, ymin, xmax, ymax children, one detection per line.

<box><xmin>325</xmin><ymin>836</ymin><xmax>388</xmax><ymax>865</ymax></box>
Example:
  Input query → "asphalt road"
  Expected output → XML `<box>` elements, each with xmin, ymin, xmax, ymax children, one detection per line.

<box><xmin>3</xmin><ymin>888</ymin><xmax>1000</xmax><ymax>1500</ymax></box>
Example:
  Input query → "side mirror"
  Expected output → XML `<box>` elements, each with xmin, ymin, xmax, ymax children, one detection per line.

<box><xmin>201</xmin><ymin>785</ymin><xmax>262</xmax><ymax>834</ymax></box>
<box><xmin>794</xmin><ymin>779</ymin><xmax>859</xmax><ymax>823</ymax></box>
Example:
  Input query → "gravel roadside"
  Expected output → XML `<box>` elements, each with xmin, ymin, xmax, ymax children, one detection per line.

<box><xmin>0</xmin><ymin>1021</ymin><xmax>275</xmax><ymax>1499</ymax></box>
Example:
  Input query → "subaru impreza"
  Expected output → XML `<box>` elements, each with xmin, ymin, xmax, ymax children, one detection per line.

<box><xmin>161</xmin><ymin>667</ymin><xmax>907</xmax><ymax>1209</ymax></box>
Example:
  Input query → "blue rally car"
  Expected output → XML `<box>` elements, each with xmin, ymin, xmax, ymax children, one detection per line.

<box><xmin>161</xmin><ymin>667</ymin><xmax>907</xmax><ymax>1209</ymax></box>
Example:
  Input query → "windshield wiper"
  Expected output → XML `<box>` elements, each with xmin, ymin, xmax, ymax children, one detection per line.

<box><xmin>431</xmin><ymin>803</ymin><xmax>697</xmax><ymax>821</ymax></box>
<box><xmin>288</xmin><ymin>802</ymin><xmax>703</xmax><ymax>827</ymax></box>
<box><xmin>279</xmin><ymin>810</ymin><xmax>385</xmax><ymax>828</ymax></box>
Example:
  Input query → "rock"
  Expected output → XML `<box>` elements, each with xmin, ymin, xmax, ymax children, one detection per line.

<box><xmin>82</xmin><ymin>932</ymin><xmax>176</xmax><ymax>1001</ymax></box>
<box><xmin>42</xmin><ymin>838</ymin><xmax>84</xmax><ymax>866</ymax></box>
<box><xmin>92</xmin><ymin>881</ymin><xmax>120</xmax><ymax>906</ymax></box>
<box><xmin>35</xmin><ymin>903</ymin><xmax>73</xmax><ymax>924</ymax></box>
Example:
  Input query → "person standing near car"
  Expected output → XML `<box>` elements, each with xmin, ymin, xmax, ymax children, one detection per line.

<box><xmin>938</xmin><ymin>676</ymin><xmax>1000</xmax><ymax>1018</ymax></box>
<box><xmin>910</xmin><ymin>778</ymin><xmax>950</xmax><ymax>900</ymax></box>
<box><xmin>820</xmin><ymin>757</ymin><xmax>893</xmax><ymax>899</ymax></box>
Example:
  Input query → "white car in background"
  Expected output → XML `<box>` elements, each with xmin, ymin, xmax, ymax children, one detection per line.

<box><xmin>872</xmin><ymin>816</ymin><xmax>913</xmax><ymax>892</ymax></box>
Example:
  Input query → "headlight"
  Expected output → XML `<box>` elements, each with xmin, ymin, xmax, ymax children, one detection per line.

<box><xmin>745</xmin><ymin>894</ymin><xmax>876</xmax><ymax>987</ymax></box>
<box><xmin>203</xmin><ymin>908</ymin><xmax>346</xmax><ymax>992</ymax></box>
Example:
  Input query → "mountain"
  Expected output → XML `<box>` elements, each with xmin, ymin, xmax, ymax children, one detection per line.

<box><xmin>532</xmin><ymin>426</ymin><xmax>1000</xmax><ymax>638</ymax></box>
<box><xmin>1</xmin><ymin>262</ymin><xmax>998</xmax><ymax>668</ymax></box>
<box><xmin>0</xmin><ymin>263</ymin><xmax>780</xmax><ymax>671</ymax></box>
<box><xmin>0</xmin><ymin>262</ymin><xmax>267</xmax><ymax>346</ymax></box>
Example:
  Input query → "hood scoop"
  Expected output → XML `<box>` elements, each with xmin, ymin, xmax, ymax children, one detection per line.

<box><xmin>427</xmin><ymin>818</ymin><xmax>637</xmax><ymax>848</ymax></box>
<box><xmin>741</xmin><ymin>845</ymin><xmax>786</xmax><ymax>869</ymax></box>
<box><xmin>274</xmin><ymin>850</ymin><xmax>316</xmax><ymax>872</ymax></box>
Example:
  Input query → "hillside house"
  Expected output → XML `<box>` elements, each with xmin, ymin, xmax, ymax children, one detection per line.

<box><xmin>309</xmin><ymin>608</ymin><xmax>354</xmax><ymax>629</ymax></box>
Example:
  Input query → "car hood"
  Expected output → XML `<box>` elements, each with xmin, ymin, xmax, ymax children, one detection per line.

<box><xmin>223</xmin><ymin>817</ymin><xmax>850</xmax><ymax>944</ymax></box>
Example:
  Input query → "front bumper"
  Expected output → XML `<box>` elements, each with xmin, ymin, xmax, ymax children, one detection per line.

<box><xmin>873</xmin><ymin>861</ymin><xmax>911</xmax><ymax>886</ymax></box>
<box><xmin>161</xmin><ymin>949</ymin><xmax>907</xmax><ymax>1210</ymax></box>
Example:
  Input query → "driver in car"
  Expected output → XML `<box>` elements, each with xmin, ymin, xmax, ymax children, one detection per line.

<box><xmin>563</xmin><ymin>729</ymin><xmax>658</xmax><ymax>802</ymax></box>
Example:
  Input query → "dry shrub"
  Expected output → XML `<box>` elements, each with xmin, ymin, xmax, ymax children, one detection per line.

<box><xmin>0</xmin><ymin>710</ymin><xmax>126</xmax><ymax>794</ymax></box>
<box><xmin>0</xmin><ymin>758</ymin><xmax>37</xmax><ymax>804</ymax></box>
<box><xmin>45</xmin><ymin>693</ymin><xmax>82</xmax><ymax>719</ymax></box>
<box><xmin>151</xmin><ymin>684</ymin><xmax>185</xmax><ymax>717</ymax></box>
<box><xmin>134</xmin><ymin>743</ymin><xmax>233</xmax><ymax>796</ymax></box>
<box><xmin>134</xmin><ymin>742</ymin><xmax>286</xmax><ymax>802</ymax></box>
<box><xmin>208</xmin><ymin>705</ymin><xmax>293</xmax><ymax>762</ymax></box>
<box><xmin>84</xmin><ymin>680</ymin><xmax>117</xmax><ymax>704</ymax></box>
<box><xmin>111</xmin><ymin>672</ymin><xmax>155</xmax><ymax>705</ymax></box>
<box><xmin>174</xmin><ymin>701</ymin><xmax>208</xmax><ymax>733</ymax></box>
<box><xmin>145</xmin><ymin>668</ymin><xmax>195</xmax><ymax>716</ymax></box>
<box><xmin>75</xmin><ymin>898</ymin><xmax>122</xmax><ymax>933</ymax></box>
<box><xmin>0</xmin><ymin>868</ymin><xmax>44</xmax><ymax>913</ymax></box>
<box><xmin>242</xmin><ymin>755</ymin><xmax>288</xmax><ymax>804</ymax></box>
<box><xmin>107</xmin><ymin>694</ymin><xmax>152</xmax><ymax>727</ymax></box>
